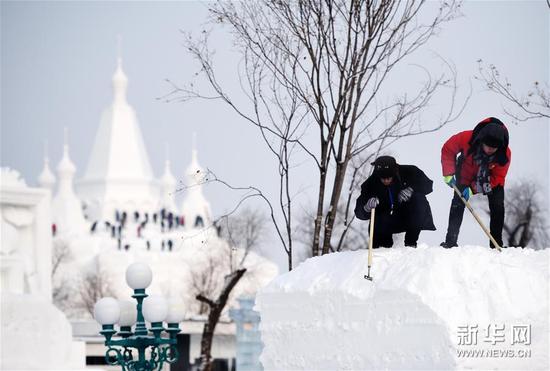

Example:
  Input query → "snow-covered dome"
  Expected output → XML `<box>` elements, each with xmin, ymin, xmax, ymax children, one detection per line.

<box><xmin>76</xmin><ymin>57</ymin><xmax>158</xmax><ymax>221</ymax></box>
<box><xmin>112</xmin><ymin>58</ymin><xmax>128</xmax><ymax>103</ymax></box>
<box><xmin>160</xmin><ymin>158</ymin><xmax>178</xmax><ymax>213</ymax></box>
<box><xmin>56</xmin><ymin>145</ymin><xmax>76</xmax><ymax>175</ymax></box>
<box><xmin>181</xmin><ymin>146</ymin><xmax>211</xmax><ymax>229</ymax></box>
<box><xmin>52</xmin><ymin>140</ymin><xmax>86</xmax><ymax>235</ymax></box>
<box><xmin>38</xmin><ymin>156</ymin><xmax>56</xmax><ymax>192</ymax></box>
<box><xmin>161</xmin><ymin>160</ymin><xmax>177</xmax><ymax>186</ymax></box>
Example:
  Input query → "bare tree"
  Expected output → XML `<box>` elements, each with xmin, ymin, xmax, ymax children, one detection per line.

<box><xmin>51</xmin><ymin>238</ymin><xmax>75</xmax><ymax>311</ymax></box>
<box><xmin>476</xmin><ymin>60</ymin><xmax>550</xmax><ymax>122</ymax></box>
<box><xmin>475</xmin><ymin>179</ymin><xmax>549</xmax><ymax>249</ymax></box>
<box><xmin>165</xmin><ymin>0</ymin><xmax>467</xmax><ymax>269</ymax></box>
<box><xmin>188</xmin><ymin>208</ymin><xmax>267</xmax><ymax>371</ymax></box>
<box><xmin>502</xmin><ymin>180</ymin><xmax>548</xmax><ymax>248</ymax></box>
<box><xmin>52</xmin><ymin>238</ymin><xmax>71</xmax><ymax>278</ymax></box>
<box><xmin>196</xmin><ymin>269</ymin><xmax>246</xmax><ymax>371</ymax></box>
<box><xmin>190</xmin><ymin>254</ymin><xmax>223</xmax><ymax>315</ymax></box>
<box><xmin>78</xmin><ymin>265</ymin><xmax>115</xmax><ymax>317</ymax></box>
<box><xmin>220</xmin><ymin>207</ymin><xmax>266</xmax><ymax>269</ymax></box>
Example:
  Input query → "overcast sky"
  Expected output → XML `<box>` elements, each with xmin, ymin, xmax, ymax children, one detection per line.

<box><xmin>1</xmin><ymin>1</ymin><xmax>548</xmax><ymax>268</ymax></box>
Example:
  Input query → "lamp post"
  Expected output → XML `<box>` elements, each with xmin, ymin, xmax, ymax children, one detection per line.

<box><xmin>93</xmin><ymin>262</ymin><xmax>185</xmax><ymax>371</ymax></box>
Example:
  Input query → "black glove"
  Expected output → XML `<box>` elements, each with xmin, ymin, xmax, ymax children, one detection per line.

<box><xmin>398</xmin><ymin>187</ymin><xmax>413</xmax><ymax>203</ymax></box>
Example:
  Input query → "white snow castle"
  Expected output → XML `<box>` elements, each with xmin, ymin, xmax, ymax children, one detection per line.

<box><xmin>41</xmin><ymin>57</ymin><xmax>214</xmax><ymax>244</ymax></box>
<box><xmin>29</xmin><ymin>57</ymin><xmax>277</xmax><ymax>368</ymax></box>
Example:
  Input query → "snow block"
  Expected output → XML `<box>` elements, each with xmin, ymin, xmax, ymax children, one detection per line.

<box><xmin>1</xmin><ymin>293</ymin><xmax>86</xmax><ymax>370</ymax></box>
<box><xmin>256</xmin><ymin>246</ymin><xmax>549</xmax><ymax>370</ymax></box>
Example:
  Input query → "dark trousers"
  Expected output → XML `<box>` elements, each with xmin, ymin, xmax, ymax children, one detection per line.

<box><xmin>370</xmin><ymin>194</ymin><xmax>429</xmax><ymax>248</ymax></box>
<box><xmin>370</xmin><ymin>214</ymin><xmax>421</xmax><ymax>247</ymax></box>
<box><xmin>444</xmin><ymin>185</ymin><xmax>504</xmax><ymax>248</ymax></box>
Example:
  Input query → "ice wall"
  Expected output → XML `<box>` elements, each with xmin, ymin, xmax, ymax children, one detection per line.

<box><xmin>256</xmin><ymin>246</ymin><xmax>549</xmax><ymax>370</ymax></box>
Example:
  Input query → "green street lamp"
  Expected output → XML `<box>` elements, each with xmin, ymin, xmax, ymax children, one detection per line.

<box><xmin>93</xmin><ymin>262</ymin><xmax>185</xmax><ymax>371</ymax></box>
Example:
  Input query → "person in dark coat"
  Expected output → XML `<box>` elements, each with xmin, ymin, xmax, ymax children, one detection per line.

<box><xmin>354</xmin><ymin>155</ymin><xmax>436</xmax><ymax>248</ymax></box>
<box><xmin>440</xmin><ymin>117</ymin><xmax>511</xmax><ymax>248</ymax></box>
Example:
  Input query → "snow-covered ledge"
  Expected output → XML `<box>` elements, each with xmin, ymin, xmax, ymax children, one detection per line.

<box><xmin>256</xmin><ymin>246</ymin><xmax>549</xmax><ymax>370</ymax></box>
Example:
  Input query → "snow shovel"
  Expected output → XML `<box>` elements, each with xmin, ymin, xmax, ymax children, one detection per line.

<box><xmin>452</xmin><ymin>184</ymin><xmax>502</xmax><ymax>252</ymax></box>
<box><xmin>364</xmin><ymin>208</ymin><xmax>375</xmax><ymax>281</ymax></box>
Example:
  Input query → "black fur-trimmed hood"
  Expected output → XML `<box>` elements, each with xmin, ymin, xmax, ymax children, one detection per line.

<box><xmin>468</xmin><ymin>117</ymin><xmax>510</xmax><ymax>165</ymax></box>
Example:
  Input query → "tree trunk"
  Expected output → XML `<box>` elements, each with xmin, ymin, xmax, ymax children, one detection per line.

<box><xmin>312</xmin><ymin>141</ymin><xmax>329</xmax><ymax>257</ymax></box>
<box><xmin>518</xmin><ymin>209</ymin><xmax>533</xmax><ymax>247</ymax></box>
<box><xmin>321</xmin><ymin>160</ymin><xmax>348</xmax><ymax>255</ymax></box>
<box><xmin>312</xmin><ymin>166</ymin><xmax>327</xmax><ymax>257</ymax></box>
<box><xmin>196</xmin><ymin>268</ymin><xmax>246</xmax><ymax>371</ymax></box>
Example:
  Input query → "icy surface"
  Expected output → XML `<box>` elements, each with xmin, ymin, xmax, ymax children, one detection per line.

<box><xmin>256</xmin><ymin>245</ymin><xmax>549</xmax><ymax>370</ymax></box>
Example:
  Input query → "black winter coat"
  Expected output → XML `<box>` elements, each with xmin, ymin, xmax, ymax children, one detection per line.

<box><xmin>354</xmin><ymin>165</ymin><xmax>436</xmax><ymax>231</ymax></box>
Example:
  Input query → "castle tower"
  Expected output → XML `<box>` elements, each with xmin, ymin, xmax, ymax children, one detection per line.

<box><xmin>160</xmin><ymin>146</ymin><xmax>178</xmax><ymax>213</ymax></box>
<box><xmin>180</xmin><ymin>136</ymin><xmax>211</xmax><ymax>229</ymax></box>
<box><xmin>76</xmin><ymin>57</ymin><xmax>158</xmax><ymax>221</ymax></box>
<box><xmin>37</xmin><ymin>142</ymin><xmax>56</xmax><ymax>193</ymax></box>
<box><xmin>52</xmin><ymin>130</ymin><xmax>86</xmax><ymax>235</ymax></box>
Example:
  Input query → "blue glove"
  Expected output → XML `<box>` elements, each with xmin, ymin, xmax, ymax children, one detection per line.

<box><xmin>461</xmin><ymin>187</ymin><xmax>472</xmax><ymax>201</ymax></box>
<box><xmin>443</xmin><ymin>175</ymin><xmax>456</xmax><ymax>188</ymax></box>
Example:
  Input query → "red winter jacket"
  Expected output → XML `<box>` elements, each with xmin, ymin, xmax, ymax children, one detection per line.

<box><xmin>441</xmin><ymin>119</ymin><xmax>511</xmax><ymax>191</ymax></box>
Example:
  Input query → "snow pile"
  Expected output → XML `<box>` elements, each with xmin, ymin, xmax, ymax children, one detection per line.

<box><xmin>256</xmin><ymin>245</ymin><xmax>549</xmax><ymax>370</ymax></box>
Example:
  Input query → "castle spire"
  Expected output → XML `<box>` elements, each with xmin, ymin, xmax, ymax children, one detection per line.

<box><xmin>53</xmin><ymin>128</ymin><xmax>86</xmax><ymax>235</ymax></box>
<box><xmin>57</xmin><ymin>128</ymin><xmax>76</xmax><ymax>176</ymax></box>
<box><xmin>160</xmin><ymin>143</ymin><xmax>177</xmax><ymax>212</ymax></box>
<box><xmin>77</xmin><ymin>45</ymin><xmax>156</xmax><ymax>221</ymax></box>
<box><xmin>38</xmin><ymin>140</ymin><xmax>56</xmax><ymax>191</ymax></box>
<box><xmin>181</xmin><ymin>134</ymin><xmax>211</xmax><ymax>229</ymax></box>
<box><xmin>112</xmin><ymin>39</ymin><xmax>128</xmax><ymax>104</ymax></box>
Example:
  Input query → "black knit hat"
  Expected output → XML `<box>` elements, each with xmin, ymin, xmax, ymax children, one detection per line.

<box><xmin>371</xmin><ymin>155</ymin><xmax>398</xmax><ymax>178</ymax></box>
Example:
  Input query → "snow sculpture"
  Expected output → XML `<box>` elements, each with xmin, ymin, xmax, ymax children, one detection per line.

<box><xmin>256</xmin><ymin>246</ymin><xmax>549</xmax><ymax>370</ymax></box>
<box><xmin>1</xmin><ymin>167</ymin><xmax>48</xmax><ymax>297</ymax></box>
<box><xmin>0</xmin><ymin>168</ymin><xmax>86</xmax><ymax>370</ymax></box>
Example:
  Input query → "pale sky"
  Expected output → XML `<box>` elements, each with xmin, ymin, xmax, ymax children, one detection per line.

<box><xmin>1</xmin><ymin>1</ymin><xmax>548</xmax><ymax>268</ymax></box>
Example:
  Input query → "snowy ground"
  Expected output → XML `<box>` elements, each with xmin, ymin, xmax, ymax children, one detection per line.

<box><xmin>256</xmin><ymin>245</ymin><xmax>549</xmax><ymax>370</ymax></box>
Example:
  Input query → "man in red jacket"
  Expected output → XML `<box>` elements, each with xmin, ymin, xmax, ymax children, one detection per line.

<box><xmin>440</xmin><ymin>117</ymin><xmax>511</xmax><ymax>248</ymax></box>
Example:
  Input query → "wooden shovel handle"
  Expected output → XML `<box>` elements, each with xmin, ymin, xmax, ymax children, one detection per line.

<box><xmin>452</xmin><ymin>184</ymin><xmax>502</xmax><ymax>252</ymax></box>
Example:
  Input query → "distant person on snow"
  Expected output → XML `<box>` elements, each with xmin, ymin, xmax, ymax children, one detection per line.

<box><xmin>440</xmin><ymin>117</ymin><xmax>511</xmax><ymax>249</ymax></box>
<box><xmin>354</xmin><ymin>156</ymin><xmax>436</xmax><ymax>248</ymax></box>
